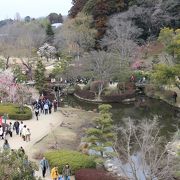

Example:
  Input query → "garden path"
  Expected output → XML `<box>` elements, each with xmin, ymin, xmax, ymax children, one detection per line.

<box><xmin>0</xmin><ymin>108</ymin><xmax>76</xmax><ymax>179</ymax></box>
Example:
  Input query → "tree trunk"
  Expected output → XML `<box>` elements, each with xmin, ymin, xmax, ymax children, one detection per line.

<box><xmin>97</xmin><ymin>86</ymin><xmax>103</xmax><ymax>101</ymax></box>
<box><xmin>5</xmin><ymin>56</ymin><xmax>10</xmax><ymax>69</ymax></box>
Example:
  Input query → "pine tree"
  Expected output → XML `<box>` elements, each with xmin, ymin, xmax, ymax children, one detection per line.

<box><xmin>85</xmin><ymin>104</ymin><xmax>116</xmax><ymax>157</ymax></box>
<box><xmin>34</xmin><ymin>59</ymin><xmax>46</xmax><ymax>93</ymax></box>
<box><xmin>46</xmin><ymin>23</ymin><xmax>54</xmax><ymax>43</ymax></box>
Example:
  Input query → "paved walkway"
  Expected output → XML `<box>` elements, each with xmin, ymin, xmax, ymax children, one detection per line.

<box><xmin>0</xmin><ymin>108</ymin><xmax>67</xmax><ymax>179</ymax></box>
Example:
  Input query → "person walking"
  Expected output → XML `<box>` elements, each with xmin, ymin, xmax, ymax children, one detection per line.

<box><xmin>49</xmin><ymin>101</ymin><xmax>52</xmax><ymax>114</ymax></box>
<box><xmin>51</xmin><ymin>166</ymin><xmax>59</xmax><ymax>180</ymax></box>
<box><xmin>13</xmin><ymin>121</ymin><xmax>20</xmax><ymax>135</ymax></box>
<box><xmin>173</xmin><ymin>91</ymin><xmax>178</xmax><ymax>103</ymax></box>
<box><xmin>8</xmin><ymin>122</ymin><xmax>13</xmax><ymax>137</ymax></box>
<box><xmin>19</xmin><ymin>121</ymin><xmax>24</xmax><ymax>136</ymax></box>
<box><xmin>62</xmin><ymin>164</ymin><xmax>71</xmax><ymax>180</ymax></box>
<box><xmin>53</xmin><ymin>99</ymin><xmax>58</xmax><ymax>112</ymax></box>
<box><xmin>40</xmin><ymin>157</ymin><xmax>49</xmax><ymax>178</ymax></box>
<box><xmin>3</xmin><ymin>139</ymin><xmax>10</xmax><ymax>151</ymax></box>
<box><xmin>44</xmin><ymin>103</ymin><xmax>49</xmax><ymax>115</ymax></box>
<box><xmin>40</xmin><ymin>101</ymin><xmax>44</xmax><ymax>114</ymax></box>
<box><xmin>21</xmin><ymin>125</ymin><xmax>27</xmax><ymax>141</ymax></box>
<box><xmin>0</xmin><ymin>125</ymin><xmax>3</xmax><ymax>139</ymax></box>
<box><xmin>26</xmin><ymin>128</ymin><xmax>31</xmax><ymax>142</ymax></box>
<box><xmin>35</xmin><ymin>107</ymin><xmax>39</xmax><ymax>120</ymax></box>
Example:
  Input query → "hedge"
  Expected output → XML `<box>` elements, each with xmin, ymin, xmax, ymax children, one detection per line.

<box><xmin>45</xmin><ymin>150</ymin><xmax>96</xmax><ymax>175</ymax></box>
<box><xmin>0</xmin><ymin>104</ymin><xmax>32</xmax><ymax>120</ymax></box>
<box><xmin>75</xmin><ymin>90</ymin><xmax>96</xmax><ymax>100</ymax></box>
<box><xmin>75</xmin><ymin>169</ymin><xmax>122</xmax><ymax>180</ymax></box>
<box><xmin>101</xmin><ymin>90</ymin><xmax>136</xmax><ymax>102</ymax></box>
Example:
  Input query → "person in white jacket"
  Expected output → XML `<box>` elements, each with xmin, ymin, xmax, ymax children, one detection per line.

<box><xmin>21</xmin><ymin>125</ymin><xmax>27</xmax><ymax>141</ymax></box>
<box><xmin>19</xmin><ymin>121</ymin><xmax>24</xmax><ymax>136</ymax></box>
<box><xmin>0</xmin><ymin>125</ymin><xmax>3</xmax><ymax>139</ymax></box>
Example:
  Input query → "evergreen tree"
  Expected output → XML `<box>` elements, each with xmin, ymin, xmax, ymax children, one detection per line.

<box><xmin>46</xmin><ymin>23</ymin><xmax>54</xmax><ymax>43</ymax></box>
<box><xmin>34</xmin><ymin>59</ymin><xmax>46</xmax><ymax>93</ymax></box>
<box><xmin>69</xmin><ymin>0</ymin><xmax>89</xmax><ymax>18</ymax></box>
<box><xmin>85</xmin><ymin>104</ymin><xmax>116</xmax><ymax>157</ymax></box>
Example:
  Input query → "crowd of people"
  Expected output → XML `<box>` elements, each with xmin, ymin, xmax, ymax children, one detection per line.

<box><xmin>0</xmin><ymin>121</ymin><xmax>31</xmax><ymax>142</ymax></box>
<box><xmin>33</xmin><ymin>98</ymin><xmax>58</xmax><ymax>120</ymax></box>
<box><xmin>40</xmin><ymin>156</ymin><xmax>71</xmax><ymax>180</ymax></box>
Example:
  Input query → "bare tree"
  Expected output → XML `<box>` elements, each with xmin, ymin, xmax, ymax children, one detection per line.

<box><xmin>115</xmin><ymin>119</ymin><xmax>177</xmax><ymax>180</ymax></box>
<box><xmin>0</xmin><ymin>21</ymin><xmax>46</xmax><ymax>78</ymax></box>
<box><xmin>102</xmin><ymin>14</ymin><xmax>142</xmax><ymax>67</ymax></box>
<box><xmin>14</xmin><ymin>22</ymin><xmax>46</xmax><ymax>79</ymax></box>
<box><xmin>56</xmin><ymin>13</ymin><xmax>96</xmax><ymax>59</ymax></box>
<box><xmin>85</xmin><ymin>51</ymin><xmax>118</xmax><ymax>100</ymax></box>
<box><xmin>0</xmin><ymin>24</ymin><xmax>18</xmax><ymax>69</ymax></box>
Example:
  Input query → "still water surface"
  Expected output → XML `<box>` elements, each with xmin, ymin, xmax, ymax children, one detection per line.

<box><xmin>63</xmin><ymin>95</ymin><xmax>180</xmax><ymax>137</ymax></box>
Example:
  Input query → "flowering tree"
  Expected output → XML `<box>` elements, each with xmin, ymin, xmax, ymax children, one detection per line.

<box><xmin>0</xmin><ymin>70</ymin><xmax>32</xmax><ymax>110</ymax></box>
<box><xmin>37</xmin><ymin>43</ymin><xmax>57</xmax><ymax>61</ymax></box>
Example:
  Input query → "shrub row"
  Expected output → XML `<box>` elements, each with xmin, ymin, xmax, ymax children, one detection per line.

<box><xmin>45</xmin><ymin>150</ymin><xmax>96</xmax><ymax>175</ymax></box>
<box><xmin>0</xmin><ymin>104</ymin><xmax>32</xmax><ymax>120</ymax></box>
<box><xmin>102</xmin><ymin>90</ymin><xmax>136</xmax><ymax>102</ymax></box>
<box><xmin>75</xmin><ymin>90</ymin><xmax>96</xmax><ymax>100</ymax></box>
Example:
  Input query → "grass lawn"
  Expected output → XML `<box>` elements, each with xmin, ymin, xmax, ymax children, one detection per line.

<box><xmin>0</xmin><ymin>103</ymin><xmax>32</xmax><ymax>120</ymax></box>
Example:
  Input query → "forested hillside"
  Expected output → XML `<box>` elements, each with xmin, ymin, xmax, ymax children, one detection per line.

<box><xmin>69</xmin><ymin>0</ymin><xmax>180</xmax><ymax>43</ymax></box>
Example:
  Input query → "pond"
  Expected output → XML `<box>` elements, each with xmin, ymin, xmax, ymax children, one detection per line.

<box><xmin>62</xmin><ymin>95</ymin><xmax>180</xmax><ymax>179</ymax></box>
<box><xmin>63</xmin><ymin>95</ymin><xmax>180</xmax><ymax>138</ymax></box>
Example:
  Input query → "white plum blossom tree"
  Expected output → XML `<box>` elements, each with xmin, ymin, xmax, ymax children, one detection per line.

<box><xmin>37</xmin><ymin>43</ymin><xmax>57</xmax><ymax>61</ymax></box>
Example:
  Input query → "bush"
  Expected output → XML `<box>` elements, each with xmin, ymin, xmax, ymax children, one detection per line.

<box><xmin>74</xmin><ymin>84</ymin><xmax>81</xmax><ymax>91</ymax></box>
<box><xmin>75</xmin><ymin>90</ymin><xmax>96</xmax><ymax>100</ymax></box>
<box><xmin>162</xmin><ymin>90</ymin><xmax>174</xmax><ymax>101</ymax></box>
<box><xmin>117</xmin><ymin>82</ymin><xmax>135</xmax><ymax>93</ymax></box>
<box><xmin>90</xmin><ymin>81</ymin><xmax>108</xmax><ymax>93</ymax></box>
<box><xmin>102</xmin><ymin>90</ymin><xmax>136</xmax><ymax>102</ymax></box>
<box><xmin>144</xmin><ymin>84</ymin><xmax>156</xmax><ymax>96</ymax></box>
<box><xmin>83</xmin><ymin>79</ymin><xmax>92</xmax><ymax>91</ymax></box>
<box><xmin>103</xmin><ymin>88</ymin><xmax>119</xmax><ymax>96</ymax></box>
<box><xmin>0</xmin><ymin>150</ymin><xmax>38</xmax><ymax>180</ymax></box>
<box><xmin>45</xmin><ymin>150</ymin><xmax>96</xmax><ymax>175</ymax></box>
<box><xmin>75</xmin><ymin>169</ymin><xmax>122</xmax><ymax>180</ymax></box>
<box><xmin>0</xmin><ymin>104</ymin><xmax>32</xmax><ymax>120</ymax></box>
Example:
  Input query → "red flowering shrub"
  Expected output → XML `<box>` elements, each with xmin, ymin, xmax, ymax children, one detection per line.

<box><xmin>75</xmin><ymin>169</ymin><xmax>119</xmax><ymax>180</ymax></box>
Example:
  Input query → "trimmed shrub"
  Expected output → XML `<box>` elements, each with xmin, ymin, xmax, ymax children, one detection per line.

<box><xmin>45</xmin><ymin>150</ymin><xmax>96</xmax><ymax>175</ymax></box>
<box><xmin>117</xmin><ymin>82</ymin><xmax>135</xmax><ymax>93</ymax></box>
<box><xmin>103</xmin><ymin>88</ymin><xmax>119</xmax><ymax>96</ymax></box>
<box><xmin>75</xmin><ymin>169</ymin><xmax>122</xmax><ymax>180</ymax></box>
<box><xmin>102</xmin><ymin>90</ymin><xmax>136</xmax><ymax>102</ymax></box>
<box><xmin>75</xmin><ymin>90</ymin><xmax>96</xmax><ymax>100</ymax></box>
<box><xmin>0</xmin><ymin>104</ymin><xmax>32</xmax><ymax>120</ymax></box>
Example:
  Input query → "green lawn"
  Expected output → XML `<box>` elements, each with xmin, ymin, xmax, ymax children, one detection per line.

<box><xmin>0</xmin><ymin>103</ymin><xmax>32</xmax><ymax>120</ymax></box>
